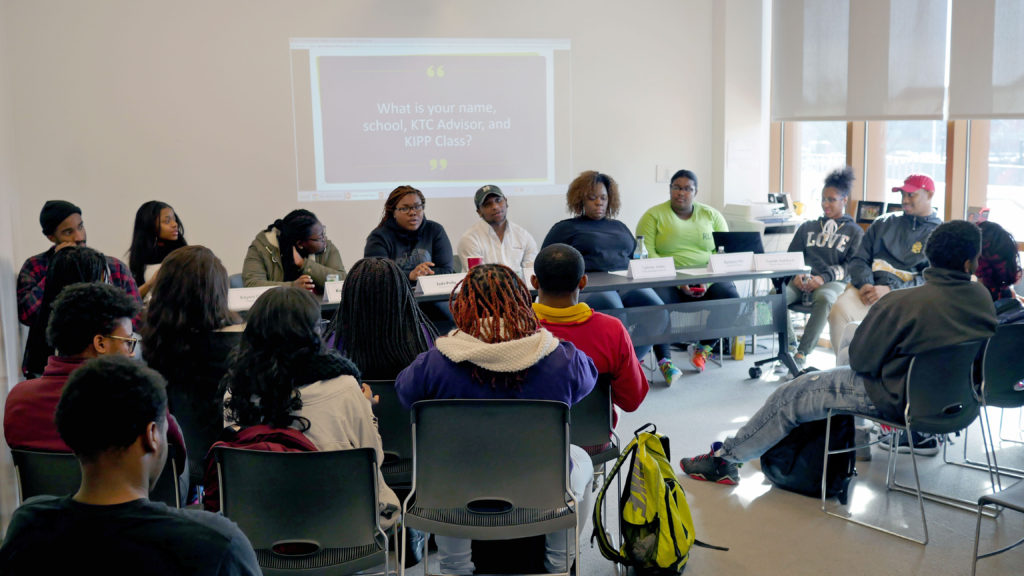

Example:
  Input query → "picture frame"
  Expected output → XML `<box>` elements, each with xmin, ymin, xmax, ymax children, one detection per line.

<box><xmin>886</xmin><ymin>203</ymin><xmax>902</xmax><ymax>214</ymax></box>
<box><xmin>855</xmin><ymin>201</ymin><xmax>884</xmax><ymax>223</ymax></box>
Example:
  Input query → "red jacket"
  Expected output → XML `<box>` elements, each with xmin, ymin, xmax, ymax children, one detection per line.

<box><xmin>4</xmin><ymin>355</ymin><xmax>188</xmax><ymax>470</ymax></box>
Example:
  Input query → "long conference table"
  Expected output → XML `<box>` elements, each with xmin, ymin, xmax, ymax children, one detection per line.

<box><xmin>317</xmin><ymin>266</ymin><xmax>809</xmax><ymax>378</ymax></box>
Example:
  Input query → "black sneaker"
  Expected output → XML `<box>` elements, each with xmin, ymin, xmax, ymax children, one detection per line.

<box><xmin>679</xmin><ymin>443</ymin><xmax>740</xmax><ymax>485</ymax></box>
<box><xmin>876</xmin><ymin>431</ymin><xmax>941</xmax><ymax>456</ymax></box>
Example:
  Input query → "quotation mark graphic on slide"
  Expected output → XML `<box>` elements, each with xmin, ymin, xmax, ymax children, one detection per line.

<box><xmin>427</xmin><ymin>65</ymin><xmax>445</xmax><ymax>78</ymax></box>
<box><xmin>429</xmin><ymin>159</ymin><xmax>448</xmax><ymax>170</ymax></box>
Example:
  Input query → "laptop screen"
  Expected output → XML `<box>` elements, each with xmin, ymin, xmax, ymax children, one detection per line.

<box><xmin>711</xmin><ymin>231</ymin><xmax>765</xmax><ymax>254</ymax></box>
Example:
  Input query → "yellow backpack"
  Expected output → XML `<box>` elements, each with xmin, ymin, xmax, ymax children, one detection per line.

<box><xmin>593</xmin><ymin>424</ymin><xmax>727</xmax><ymax>574</ymax></box>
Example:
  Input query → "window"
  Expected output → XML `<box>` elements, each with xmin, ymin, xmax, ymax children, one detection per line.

<box><xmin>797</xmin><ymin>122</ymin><xmax>847</xmax><ymax>219</ymax></box>
<box><xmin>883</xmin><ymin>120</ymin><xmax>947</xmax><ymax>217</ymax></box>
<box><xmin>969</xmin><ymin>119</ymin><xmax>1024</xmax><ymax>240</ymax></box>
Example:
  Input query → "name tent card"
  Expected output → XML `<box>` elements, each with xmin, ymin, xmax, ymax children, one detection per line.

<box><xmin>627</xmin><ymin>257</ymin><xmax>677</xmax><ymax>280</ymax></box>
<box><xmin>707</xmin><ymin>252</ymin><xmax>755</xmax><ymax>273</ymax></box>
<box><xmin>415</xmin><ymin>272</ymin><xmax>466</xmax><ymax>296</ymax></box>
<box><xmin>228</xmin><ymin>286</ymin><xmax>276</xmax><ymax>311</ymax></box>
<box><xmin>754</xmin><ymin>252</ymin><xmax>806</xmax><ymax>272</ymax></box>
<box><xmin>323</xmin><ymin>281</ymin><xmax>344</xmax><ymax>303</ymax></box>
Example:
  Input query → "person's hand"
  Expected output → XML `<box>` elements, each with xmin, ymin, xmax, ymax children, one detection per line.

<box><xmin>680</xmin><ymin>284</ymin><xmax>706</xmax><ymax>298</ymax></box>
<box><xmin>791</xmin><ymin>274</ymin><xmax>805</xmax><ymax>291</ymax></box>
<box><xmin>361</xmin><ymin>383</ymin><xmax>379</xmax><ymax>405</ymax></box>
<box><xmin>292</xmin><ymin>246</ymin><xmax>305</xmax><ymax>267</ymax></box>
<box><xmin>292</xmin><ymin>274</ymin><xmax>315</xmax><ymax>291</ymax></box>
<box><xmin>872</xmin><ymin>285</ymin><xmax>891</xmax><ymax>302</ymax></box>
<box><xmin>54</xmin><ymin>241</ymin><xmax>76</xmax><ymax>253</ymax></box>
<box><xmin>805</xmin><ymin>275</ymin><xmax>825</xmax><ymax>291</ymax></box>
<box><xmin>409</xmin><ymin>261</ymin><xmax>435</xmax><ymax>281</ymax></box>
<box><xmin>858</xmin><ymin>284</ymin><xmax>889</xmax><ymax>305</ymax></box>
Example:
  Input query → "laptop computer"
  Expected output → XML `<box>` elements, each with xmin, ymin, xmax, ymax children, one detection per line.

<box><xmin>712</xmin><ymin>231</ymin><xmax>765</xmax><ymax>254</ymax></box>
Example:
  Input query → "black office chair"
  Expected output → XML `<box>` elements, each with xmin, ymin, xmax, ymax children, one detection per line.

<box><xmin>821</xmin><ymin>339</ymin><xmax>987</xmax><ymax>544</ymax></box>
<box><xmin>569</xmin><ymin>374</ymin><xmax>619</xmax><ymax>472</ymax></box>
<box><xmin>402</xmin><ymin>399</ymin><xmax>580</xmax><ymax>576</ymax></box>
<box><xmin>367</xmin><ymin>380</ymin><xmax>413</xmax><ymax>490</ymax></box>
<box><xmin>12</xmin><ymin>445</ymin><xmax>182</xmax><ymax>508</ymax></box>
<box><xmin>971</xmin><ymin>478</ymin><xmax>1024</xmax><ymax>575</ymax></box>
<box><xmin>213</xmin><ymin>446</ymin><xmax>390</xmax><ymax>576</ymax></box>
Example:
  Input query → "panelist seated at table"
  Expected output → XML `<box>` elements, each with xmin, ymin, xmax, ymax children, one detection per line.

<box><xmin>635</xmin><ymin>169</ymin><xmax>739</xmax><ymax>372</ymax></box>
<box><xmin>127</xmin><ymin>200</ymin><xmax>187</xmax><ymax>300</ymax></box>
<box><xmin>783</xmin><ymin>167</ymin><xmax>863</xmax><ymax>370</ymax></box>
<box><xmin>364</xmin><ymin>185</ymin><xmax>455</xmax><ymax>331</ymax></box>
<box><xmin>242</xmin><ymin>208</ymin><xmax>345</xmax><ymax>293</ymax></box>
<box><xmin>542</xmin><ymin>170</ymin><xmax>679</xmax><ymax>386</ymax></box>
<box><xmin>456</xmin><ymin>184</ymin><xmax>538</xmax><ymax>272</ymax></box>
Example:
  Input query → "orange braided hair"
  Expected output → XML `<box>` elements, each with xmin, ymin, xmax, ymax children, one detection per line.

<box><xmin>450</xmin><ymin>264</ymin><xmax>539</xmax><ymax>343</ymax></box>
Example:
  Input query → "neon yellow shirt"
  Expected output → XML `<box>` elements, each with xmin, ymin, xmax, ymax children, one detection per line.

<box><xmin>635</xmin><ymin>201</ymin><xmax>728</xmax><ymax>268</ymax></box>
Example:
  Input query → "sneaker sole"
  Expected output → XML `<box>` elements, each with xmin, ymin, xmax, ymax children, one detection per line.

<box><xmin>874</xmin><ymin>443</ymin><xmax>941</xmax><ymax>456</ymax></box>
<box><xmin>685</xmin><ymin>472</ymin><xmax>738</xmax><ymax>485</ymax></box>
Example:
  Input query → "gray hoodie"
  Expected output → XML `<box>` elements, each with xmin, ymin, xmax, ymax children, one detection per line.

<box><xmin>787</xmin><ymin>214</ymin><xmax>863</xmax><ymax>283</ymax></box>
<box><xmin>847</xmin><ymin>211</ymin><xmax>942</xmax><ymax>289</ymax></box>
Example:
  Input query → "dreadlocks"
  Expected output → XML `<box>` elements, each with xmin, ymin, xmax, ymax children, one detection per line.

<box><xmin>328</xmin><ymin>257</ymin><xmax>439</xmax><ymax>379</ymax></box>
<box><xmin>451</xmin><ymin>264</ymin><xmax>539</xmax><ymax>342</ymax></box>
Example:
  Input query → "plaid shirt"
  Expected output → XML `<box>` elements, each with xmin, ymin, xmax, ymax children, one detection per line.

<box><xmin>17</xmin><ymin>247</ymin><xmax>141</xmax><ymax>326</ymax></box>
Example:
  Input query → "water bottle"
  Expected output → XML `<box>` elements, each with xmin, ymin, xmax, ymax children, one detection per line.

<box><xmin>633</xmin><ymin>236</ymin><xmax>648</xmax><ymax>259</ymax></box>
<box><xmin>801</xmin><ymin>275</ymin><xmax>814</xmax><ymax>306</ymax></box>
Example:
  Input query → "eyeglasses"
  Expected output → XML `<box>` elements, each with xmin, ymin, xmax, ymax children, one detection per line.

<box><xmin>307</xmin><ymin>227</ymin><xmax>327</xmax><ymax>243</ymax></box>
<box><xmin>670</xmin><ymin>185</ymin><xmax>696</xmax><ymax>193</ymax></box>
<box><xmin>106</xmin><ymin>334</ymin><xmax>139</xmax><ymax>354</ymax></box>
<box><xmin>396</xmin><ymin>203</ymin><xmax>425</xmax><ymax>214</ymax></box>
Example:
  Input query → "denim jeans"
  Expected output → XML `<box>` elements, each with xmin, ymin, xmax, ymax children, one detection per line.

<box><xmin>720</xmin><ymin>367</ymin><xmax>883</xmax><ymax>463</ymax></box>
<box><xmin>581</xmin><ymin>288</ymin><xmax>671</xmax><ymax>362</ymax></box>
<box><xmin>435</xmin><ymin>445</ymin><xmax>595</xmax><ymax>574</ymax></box>
<box><xmin>785</xmin><ymin>280</ymin><xmax>846</xmax><ymax>356</ymax></box>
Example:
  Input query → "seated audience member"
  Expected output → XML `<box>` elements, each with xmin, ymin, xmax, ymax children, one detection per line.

<box><xmin>456</xmin><ymin>184</ymin><xmax>538</xmax><ymax>271</ymax></box>
<box><xmin>783</xmin><ymin>167</ymin><xmax>864</xmax><ymax>368</ymax></box>
<box><xmin>975</xmin><ymin>221</ymin><xmax>1023</xmax><ymax>315</ymax></box>
<box><xmin>17</xmin><ymin>200</ymin><xmax>140</xmax><ymax>327</ymax></box>
<box><xmin>635</xmin><ymin>169</ymin><xmax>739</xmax><ymax>372</ymax></box>
<box><xmin>4</xmin><ymin>283</ymin><xmax>187</xmax><ymax>487</ymax></box>
<box><xmin>395</xmin><ymin>264</ymin><xmax>597</xmax><ymax>575</ymax></box>
<box><xmin>128</xmin><ymin>200</ymin><xmax>187</xmax><ymax>300</ymax></box>
<box><xmin>365</xmin><ymin>185</ymin><xmax>455</xmax><ymax>330</ymax></box>
<box><xmin>679</xmin><ymin>221</ymin><xmax>997</xmax><ymax>484</ymax></box>
<box><xmin>22</xmin><ymin>246</ymin><xmax>107</xmax><ymax>378</ymax></box>
<box><xmin>0</xmin><ymin>356</ymin><xmax>260</xmax><ymax>575</ymax></box>
<box><xmin>217</xmin><ymin>286</ymin><xmax>399</xmax><ymax>527</ymax></box>
<box><xmin>530</xmin><ymin>243</ymin><xmax>649</xmax><ymax>427</ymax></box>
<box><xmin>543</xmin><ymin>170</ymin><xmax>679</xmax><ymax>384</ymax></box>
<box><xmin>327</xmin><ymin>257</ymin><xmax>438</xmax><ymax>380</ymax></box>
<box><xmin>242</xmin><ymin>208</ymin><xmax>345</xmax><ymax>293</ymax></box>
<box><xmin>142</xmin><ymin>245</ymin><xmax>242</xmax><ymax>488</ymax></box>
<box><xmin>827</xmin><ymin>174</ymin><xmax>942</xmax><ymax>352</ymax></box>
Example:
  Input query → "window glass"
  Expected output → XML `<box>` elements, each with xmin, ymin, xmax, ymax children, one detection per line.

<box><xmin>981</xmin><ymin>119</ymin><xmax>1024</xmax><ymax>240</ymax></box>
<box><xmin>798</xmin><ymin>121</ymin><xmax>847</xmax><ymax>219</ymax></box>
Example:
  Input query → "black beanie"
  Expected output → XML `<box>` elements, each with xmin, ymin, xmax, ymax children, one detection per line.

<box><xmin>40</xmin><ymin>201</ymin><xmax>82</xmax><ymax>235</ymax></box>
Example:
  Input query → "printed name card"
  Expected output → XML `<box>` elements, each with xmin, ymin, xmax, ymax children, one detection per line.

<box><xmin>627</xmin><ymin>257</ymin><xmax>677</xmax><ymax>280</ymax></box>
<box><xmin>415</xmin><ymin>272</ymin><xmax>466</xmax><ymax>296</ymax></box>
<box><xmin>323</xmin><ymin>281</ymin><xmax>344</xmax><ymax>303</ymax></box>
<box><xmin>707</xmin><ymin>252</ymin><xmax>755</xmax><ymax>273</ymax></box>
<box><xmin>228</xmin><ymin>286</ymin><xmax>275</xmax><ymax>311</ymax></box>
<box><xmin>754</xmin><ymin>252</ymin><xmax>806</xmax><ymax>272</ymax></box>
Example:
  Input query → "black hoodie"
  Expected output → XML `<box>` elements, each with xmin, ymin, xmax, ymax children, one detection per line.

<box><xmin>787</xmin><ymin>214</ymin><xmax>863</xmax><ymax>283</ymax></box>
<box><xmin>847</xmin><ymin>211</ymin><xmax>943</xmax><ymax>289</ymax></box>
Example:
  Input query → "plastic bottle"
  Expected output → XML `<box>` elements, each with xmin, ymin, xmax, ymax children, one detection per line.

<box><xmin>633</xmin><ymin>236</ymin><xmax>649</xmax><ymax>259</ymax></box>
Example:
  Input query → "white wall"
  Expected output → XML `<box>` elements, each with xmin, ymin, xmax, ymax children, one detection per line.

<box><xmin>2</xmin><ymin>0</ymin><xmax>765</xmax><ymax>275</ymax></box>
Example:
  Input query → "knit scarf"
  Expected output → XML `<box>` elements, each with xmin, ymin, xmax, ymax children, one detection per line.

<box><xmin>436</xmin><ymin>326</ymin><xmax>559</xmax><ymax>373</ymax></box>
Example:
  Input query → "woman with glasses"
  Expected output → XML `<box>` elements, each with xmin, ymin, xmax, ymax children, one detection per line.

<box><xmin>242</xmin><ymin>208</ymin><xmax>345</xmax><ymax>293</ymax></box>
<box><xmin>22</xmin><ymin>246</ymin><xmax>109</xmax><ymax>378</ymax></box>
<box><xmin>635</xmin><ymin>169</ymin><xmax>740</xmax><ymax>373</ymax></box>
<box><xmin>364</xmin><ymin>185</ymin><xmax>455</xmax><ymax>282</ymax></box>
<box><xmin>542</xmin><ymin>170</ymin><xmax>677</xmax><ymax>384</ymax></box>
<box><xmin>365</xmin><ymin>185</ymin><xmax>456</xmax><ymax>330</ymax></box>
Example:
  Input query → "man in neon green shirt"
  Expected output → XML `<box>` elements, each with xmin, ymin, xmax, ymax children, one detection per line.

<box><xmin>635</xmin><ymin>169</ymin><xmax>739</xmax><ymax>371</ymax></box>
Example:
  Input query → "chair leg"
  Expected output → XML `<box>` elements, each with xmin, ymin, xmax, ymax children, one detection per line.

<box><xmin>972</xmin><ymin>501</ymin><xmax>984</xmax><ymax>576</ymax></box>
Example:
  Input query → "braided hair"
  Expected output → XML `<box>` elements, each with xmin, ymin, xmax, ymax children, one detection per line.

<box><xmin>449</xmin><ymin>264</ymin><xmax>540</xmax><ymax>390</ymax></box>
<box><xmin>327</xmin><ymin>257</ymin><xmax>438</xmax><ymax>379</ymax></box>
<box><xmin>976</xmin><ymin>221</ymin><xmax>1022</xmax><ymax>301</ymax></box>
<box><xmin>267</xmin><ymin>209</ymin><xmax>321</xmax><ymax>282</ymax></box>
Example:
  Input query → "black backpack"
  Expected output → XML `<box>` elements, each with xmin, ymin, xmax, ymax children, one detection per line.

<box><xmin>759</xmin><ymin>416</ymin><xmax>856</xmax><ymax>505</ymax></box>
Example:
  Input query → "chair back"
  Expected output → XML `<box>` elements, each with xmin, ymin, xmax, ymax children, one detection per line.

<box><xmin>904</xmin><ymin>339</ymin><xmax>986</xmax><ymax>434</ymax></box>
<box><xmin>213</xmin><ymin>446</ymin><xmax>385</xmax><ymax>573</ymax></box>
<box><xmin>410</xmin><ymin>399</ymin><xmax>570</xmax><ymax>512</ymax></box>
<box><xmin>368</xmin><ymin>380</ymin><xmax>413</xmax><ymax>487</ymax></box>
<box><xmin>229</xmin><ymin>273</ymin><xmax>244</xmax><ymax>288</ymax></box>
<box><xmin>569</xmin><ymin>374</ymin><xmax>618</xmax><ymax>463</ymax></box>
<box><xmin>11</xmin><ymin>450</ymin><xmax>80</xmax><ymax>503</ymax></box>
<box><xmin>981</xmin><ymin>323</ymin><xmax>1024</xmax><ymax>409</ymax></box>
<box><xmin>12</xmin><ymin>446</ymin><xmax>181</xmax><ymax>508</ymax></box>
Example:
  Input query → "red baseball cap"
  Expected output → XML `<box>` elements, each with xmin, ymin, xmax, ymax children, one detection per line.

<box><xmin>892</xmin><ymin>174</ymin><xmax>935</xmax><ymax>194</ymax></box>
